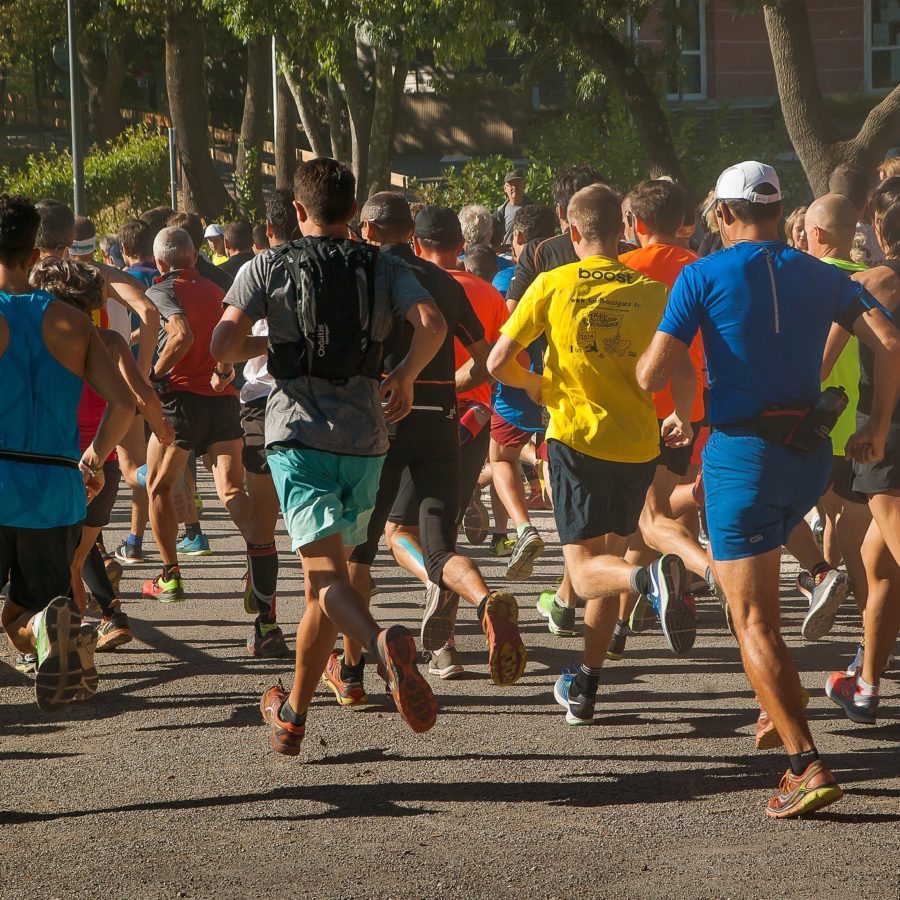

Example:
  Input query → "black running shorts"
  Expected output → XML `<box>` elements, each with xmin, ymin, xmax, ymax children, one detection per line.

<box><xmin>0</xmin><ymin>522</ymin><xmax>83</xmax><ymax>612</ymax></box>
<box><xmin>852</xmin><ymin>422</ymin><xmax>900</xmax><ymax>497</ymax></box>
<box><xmin>84</xmin><ymin>460</ymin><xmax>122</xmax><ymax>528</ymax></box>
<box><xmin>548</xmin><ymin>440</ymin><xmax>657</xmax><ymax>543</ymax></box>
<box><xmin>657</xmin><ymin>419</ymin><xmax>704</xmax><ymax>477</ymax></box>
<box><xmin>160</xmin><ymin>391</ymin><xmax>243</xmax><ymax>456</ymax></box>
<box><xmin>828</xmin><ymin>455</ymin><xmax>866</xmax><ymax>505</ymax></box>
<box><xmin>240</xmin><ymin>396</ymin><xmax>270</xmax><ymax>476</ymax></box>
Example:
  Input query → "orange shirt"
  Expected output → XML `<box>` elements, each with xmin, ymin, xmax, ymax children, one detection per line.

<box><xmin>448</xmin><ymin>269</ymin><xmax>509</xmax><ymax>407</ymax></box>
<box><xmin>620</xmin><ymin>243</ymin><xmax>706</xmax><ymax>421</ymax></box>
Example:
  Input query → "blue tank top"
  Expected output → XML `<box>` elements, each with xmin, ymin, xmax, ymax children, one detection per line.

<box><xmin>0</xmin><ymin>290</ymin><xmax>86</xmax><ymax>528</ymax></box>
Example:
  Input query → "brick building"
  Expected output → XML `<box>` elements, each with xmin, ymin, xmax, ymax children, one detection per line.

<box><xmin>640</xmin><ymin>0</ymin><xmax>899</xmax><ymax>102</ymax></box>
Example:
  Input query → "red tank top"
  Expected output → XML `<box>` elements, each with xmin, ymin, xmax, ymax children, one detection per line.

<box><xmin>77</xmin><ymin>383</ymin><xmax>116</xmax><ymax>460</ymax></box>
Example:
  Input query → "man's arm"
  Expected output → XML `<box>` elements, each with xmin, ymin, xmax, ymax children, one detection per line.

<box><xmin>211</xmin><ymin>306</ymin><xmax>268</xmax><ymax>363</ymax></box>
<box><xmin>455</xmin><ymin>338</ymin><xmax>491</xmax><ymax>394</ymax></box>
<box><xmin>381</xmin><ymin>299</ymin><xmax>447</xmax><ymax>423</ymax></box>
<box><xmin>637</xmin><ymin>331</ymin><xmax>691</xmax><ymax>393</ymax></box>
<box><xmin>845</xmin><ymin>308</ymin><xmax>900</xmax><ymax>462</ymax></box>
<box><xmin>488</xmin><ymin>334</ymin><xmax>542</xmax><ymax>405</ymax></box>
<box><xmin>660</xmin><ymin>352</ymin><xmax>696</xmax><ymax>448</ymax></box>
<box><xmin>821</xmin><ymin>322</ymin><xmax>853</xmax><ymax>381</ymax></box>
<box><xmin>153</xmin><ymin>315</ymin><xmax>193</xmax><ymax>378</ymax></box>
<box><xmin>104</xmin><ymin>267</ymin><xmax>160</xmax><ymax>376</ymax></box>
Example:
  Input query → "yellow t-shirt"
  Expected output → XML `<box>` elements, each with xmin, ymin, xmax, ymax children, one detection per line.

<box><xmin>502</xmin><ymin>255</ymin><xmax>668</xmax><ymax>463</ymax></box>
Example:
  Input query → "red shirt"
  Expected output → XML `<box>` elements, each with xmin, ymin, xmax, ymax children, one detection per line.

<box><xmin>148</xmin><ymin>268</ymin><xmax>235</xmax><ymax>397</ymax></box>
<box><xmin>448</xmin><ymin>269</ymin><xmax>508</xmax><ymax>407</ymax></box>
<box><xmin>620</xmin><ymin>243</ymin><xmax>705</xmax><ymax>421</ymax></box>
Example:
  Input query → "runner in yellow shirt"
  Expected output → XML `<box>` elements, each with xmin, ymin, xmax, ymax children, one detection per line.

<box><xmin>488</xmin><ymin>183</ymin><xmax>696</xmax><ymax>726</ymax></box>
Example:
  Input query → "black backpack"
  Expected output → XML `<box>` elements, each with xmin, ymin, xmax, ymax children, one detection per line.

<box><xmin>268</xmin><ymin>236</ymin><xmax>382</xmax><ymax>384</ymax></box>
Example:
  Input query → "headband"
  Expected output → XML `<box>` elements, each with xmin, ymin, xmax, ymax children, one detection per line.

<box><xmin>70</xmin><ymin>236</ymin><xmax>98</xmax><ymax>256</ymax></box>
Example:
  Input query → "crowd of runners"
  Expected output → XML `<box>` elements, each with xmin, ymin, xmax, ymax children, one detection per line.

<box><xmin>1</xmin><ymin>151</ymin><xmax>899</xmax><ymax>821</ymax></box>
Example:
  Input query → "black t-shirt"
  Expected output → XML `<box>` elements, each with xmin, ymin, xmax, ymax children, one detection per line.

<box><xmin>197</xmin><ymin>254</ymin><xmax>233</xmax><ymax>292</ymax></box>
<box><xmin>506</xmin><ymin>232</ymin><xmax>578</xmax><ymax>303</ymax></box>
<box><xmin>218</xmin><ymin>251</ymin><xmax>255</xmax><ymax>279</ymax></box>
<box><xmin>381</xmin><ymin>242</ymin><xmax>484</xmax><ymax>414</ymax></box>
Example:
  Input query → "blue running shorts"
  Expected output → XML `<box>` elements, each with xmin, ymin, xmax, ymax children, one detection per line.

<box><xmin>702</xmin><ymin>428</ymin><xmax>832</xmax><ymax>561</ymax></box>
<box><xmin>267</xmin><ymin>447</ymin><xmax>385</xmax><ymax>551</ymax></box>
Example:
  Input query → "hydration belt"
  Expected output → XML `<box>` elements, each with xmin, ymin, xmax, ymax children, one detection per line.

<box><xmin>0</xmin><ymin>448</ymin><xmax>80</xmax><ymax>470</ymax></box>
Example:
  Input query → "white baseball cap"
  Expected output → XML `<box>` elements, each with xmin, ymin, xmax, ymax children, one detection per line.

<box><xmin>714</xmin><ymin>161</ymin><xmax>782</xmax><ymax>204</ymax></box>
<box><xmin>204</xmin><ymin>223</ymin><xmax>224</xmax><ymax>238</ymax></box>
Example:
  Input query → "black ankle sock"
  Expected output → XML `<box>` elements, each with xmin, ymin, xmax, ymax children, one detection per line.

<box><xmin>163</xmin><ymin>563</ymin><xmax>180</xmax><ymax>581</ymax></box>
<box><xmin>279</xmin><ymin>698</ymin><xmax>306</xmax><ymax>726</ymax></box>
<box><xmin>615</xmin><ymin>618</ymin><xmax>628</xmax><ymax>631</ymax></box>
<box><xmin>788</xmin><ymin>747</ymin><xmax>820</xmax><ymax>776</ymax></box>
<box><xmin>184</xmin><ymin>522</ymin><xmax>202</xmax><ymax>541</ymax></box>
<box><xmin>573</xmin><ymin>662</ymin><xmax>602</xmax><ymax>697</ymax></box>
<box><xmin>631</xmin><ymin>565</ymin><xmax>652</xmax><ymax>597</ymax></box>
<box><xmin>477</xmin><ymin>593</ymin><xmax>490</xmax><ymax>623</ymax></box>
<box><xmin>341</xmin><ymin>654</ymin><xmax>365</xmax><ymax>681</ymax></box>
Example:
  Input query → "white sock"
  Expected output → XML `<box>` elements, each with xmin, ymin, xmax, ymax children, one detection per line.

<box><xmin>856</xmin><ymin>674</ymin><xmax>878</xmax><ymax>698</ymax></box>
<box><xmin>553</xmin><ymin>593</ymin><xmax>568</xmax><ymax>609</ymax></box>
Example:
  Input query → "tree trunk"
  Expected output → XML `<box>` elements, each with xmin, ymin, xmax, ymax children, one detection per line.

<box><xmin>576</xmin><ymin>24</ymin><xmax>690</xmax><ymax>191</ymax></box>
<box><xmin>235</xmin><ymin>35</ymin><xmax>271</xmax><ymax>220</ymax></box>
<box><xmin>764</xmin><ymin>0</ymin><xmax>900</xmax><ymax>195</ymax></box>
<box><xmin>276</xmin><ymin>37</ymin><xmax>330</xmax><ymax>158</ymax></box>
<box><xmin>326</xmin><ymin>74</ymin><xmax>350</xmax><ymax>161</ymax></box>
<box><xmin>78</xmin><ymin>37</ymin><xmax>126</xmax><ymax>145</ymax></box>
<box><xmin>164</xmin><ymin>1</ymin><xmax>232</xmax><ymax>220</ymax></box>
<box><xmin>338</xmin><ymin>34</ymin><xmax>375</xmax><ymax>202</ymax></box>
<box><xmin>275</xmin><ymin>73</ymin><xmax>298</xmax><ymax>189</ymax></box>
<box><xmin>365</xmin><ymin>47</ymin><xmax>400</xmax><ymax>196</ymax></box>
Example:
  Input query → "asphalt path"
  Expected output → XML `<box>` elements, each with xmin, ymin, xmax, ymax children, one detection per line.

<box><xmin>1</xmin><ymin>478</ymin><xmax>898</xmax><ymax>899</ymax></box>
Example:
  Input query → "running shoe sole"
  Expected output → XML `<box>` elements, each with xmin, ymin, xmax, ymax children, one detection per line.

<box><xmin>95</xmin><ymin>628</ymin><xmax>133</xmax><ymax>652</ymax></box>
<box><xmin>628</xmin><ymin>595</ymin><xmax>655</xmax><ymax>634</ymax></box>
<box><xmin>463</xmin><ymin>496</ymin><xmax>490</xmax><ymax>546</ymax></box>
<box><xmin>553</xmin><ymin>678</ymin><xmax>594</xmax><ymax>725</ymax></box>
<box><xmin>483</xmin><ymin>592</ymin><xmax>527</xmax><ymax>686</ymax></box>
<box><xmin>320</xmin><ymin>673</ymin><xmax>369</xmax><ymax>706</ymax></box>
<box><xmin>505</xmin><ymin>532</ymin><xmax>545</xmax><ymax>581</ymax></box>
<box><xmin>653</xmin><ymin>555</ymin><xmax>695</xmax><ymax>657</ymax></box>
<box><xmin>421</xmin><ymin>585</ymin><xmax>459</xmax><ymax>652</ymax></box>
<box><xmin>114</xmin><ymin>549</ymin><xmax>145</xmax><ymax>565</ymax></box>
<box><xmin>765</xmin><ymin>783</ymin><xmax>844</xmax><ymax>819</ymax></box>
<box><xmin>35</xmin><ymin>597</ymin><xmax>98</xmax><ymax>712</ymax></box>
<box><xmin>180</xmin><ymin>548</ymin><xmax>212</xmax><ymax>557</ymax></box>
<box><xmin>535</xmin><ymin>599</ymin><xmax>577</xmax><ymax>637</ymax></box>
<box><xmin>376</xmin><ymin>625</ymin><xmax>437</xmax><ymax>733</ymax></box>
<box><xmin>801</xmin><ymin>570</ymin><xmax>849</xmax><ymax>641</ymax></box>
<box><xmin>259</xmin><ymin>686</ymin><xmax>305</xmax><ymax>756</ymax></box>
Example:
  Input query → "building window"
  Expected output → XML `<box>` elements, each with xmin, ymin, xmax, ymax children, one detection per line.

<box><xmin>867</xmin><ymin>0</ymin><xmax>900</xmax><ymax>91</ymax></box>
<box><xmin>667</xmin><ymin>0</ymin><xmax>707</xmax><ymax>100</ymax></box>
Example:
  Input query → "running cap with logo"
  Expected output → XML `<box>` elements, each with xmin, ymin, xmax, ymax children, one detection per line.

<box><xmin>203</xmin><ymin>223</ymin><xmax>224</xmax><ymax>238</ymax></box>
<box><xmin>714</xmin><ymin>161</ymin><xmax>782</xmax><ymax>205</ymax></box>
<box><xmin>415</xmin><ymin>206</ymin><xmax>463</xmax><ymax>244</ymax></box>
<box><xmin>504</xmin><ymin>170</ymin><xmax>525</xmax><ymax>184</ymax></box>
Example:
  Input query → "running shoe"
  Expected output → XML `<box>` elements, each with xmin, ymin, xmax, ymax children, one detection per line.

<box><xmin>765</xmin><ymin>760</ymin><xmax>843</xmax><ymax>819</ymax></box>
<box><xmin>114</xmin><ymin>539</ymin><xmax>145</xmax><ymax>565</ymax></box>
<box><xmin>176</xmin><ymin>533</ymin><xmax>212</xmax><ymax>556</ymax></box>
<box><xmin>801</xmin><ymin>568</ymin><xmax>849</xmax><ymax>641</ymax></box>
<box><xmin>554</xmin><ymin>669</ymin><xmax>595</xmax><ymax>725</ymax></box>
<box><xmin>825</xmin><ymin>671</ymin><xmax>879</xmax><ymax>725</ymax></box>
<box><xmin>321</xmin><ymin>650</ymin><xmax>368</xmax><ymax>705</ymax></box>
<box><xmin>481</xmin><ymin>591</ymin><xmax>527</xmax><ymax>686</ymax></box>
<box><xmin>505</xmin><ymin>525</ymin><xmax>544</xmax><ymax>581</ymax></box>
<box><xmin>142</xmin><ymin>572</ymin><xmax>185</xmax><ymax>603</ymax></box>
<box><xmin>489</xmin><ymin>534</ymin><xmax>515</xmax><ymax>557</ymax></box>
<box><xmin>96</xmin><ymin>610</ymin><xmax>133</xmax><ymax>651</ymax></box>
<box><xmin>246</xmin><ymin>621</ymin><xmax>290</xmax><ymax>658</ymax></box>
<box><xmin>14</xmin><ymin>652</ymin><xmax>37</xmax><ymax>676</ymax></box>
<box><xmin>104</xmin><ymin>557</ymin><xmax>123</xmax><ymax>594</ymax></box>
<box><xmin>536</xmin><ymin>590</ymin><xmax>577</xmax><ymax>637</ymax></box>
<box><xmin>33</xmin><ymin>595</ymin><xmax>98</xmax><ymax>712</ymax></box>
<box><xmin>645</xmin><ymin>555</ymin><xmax>695</xmax><ymax>656</ymax></box>
<box><xmin>421</xmin><ymin>583</ymin><xmax>459</xmax><ymax>652</ymax></box>
<box><xmin>259</xmin><ymin>682</ymin><xmax>305</xmax><ymax>756</ymax></box>
<box><xmin>463</xmin><ymin>492</ymin><xmax>490</xmax><ymax>545</ymax></box>
<box><xmin>373</xmin><ymin>624</ymin><xmax>437</xmax><ymax>733</ymax></box>
<box><xmin>627</xmin><ymin>595</ymin><xmax>655</xmax><ymax>634</ymax></box>
<box><xmin>755</xmin><ymin>686</ymin><xmax>810</xmax><ymax>750</ymax></box>
<box><xmin>605</xmin><ymin>620</ymin><xmax>629</xmax><ymax>661</ymax></box>
<box><xmin>428</xmin><ymin>644</ymin><xmax>464</xmax><ymax>679</ymax></box>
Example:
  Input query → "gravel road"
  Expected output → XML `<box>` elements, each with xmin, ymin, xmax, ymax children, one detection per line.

<box><xmin>1</xmin><ymin>482</ymin><xmax>898</xmax><ymax>900</ymax></box>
